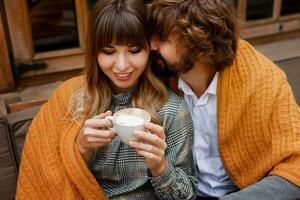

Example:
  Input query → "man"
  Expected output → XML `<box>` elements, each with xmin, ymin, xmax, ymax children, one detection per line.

<box><xmin>148</xmin><ymin>0</ymin><xmax>300</xmax><ymax>199</ymax></box>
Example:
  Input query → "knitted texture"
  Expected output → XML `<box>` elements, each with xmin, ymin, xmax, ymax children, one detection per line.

<box><xmin>16</xmin><ymin>77</ymin><xmax>107</xmax><ymax>200</ymax></box>
<box><xmin>217</xmin><ymin>40</ymin><xmax>300</xmax><ymax>188</ymax></box>
<box><xmin>167</xmin><ymin>39</ymin><xmax>300</xmax><ymax>188</ymax></box>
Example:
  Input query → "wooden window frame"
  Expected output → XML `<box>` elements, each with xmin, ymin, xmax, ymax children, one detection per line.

<box><xmin>0</xmin><ymin>6</ymin><xmax>14</xmax><ymax>92</ymax></box>
<box><xmin>238</xmin><ymin>0</ymin><xmax>300</xmax><ymax>39</ymax></box>
<box><xmin>3</xmin><ymin>0</ymin><xmax>88</xmax><ymax>76</ymax></box>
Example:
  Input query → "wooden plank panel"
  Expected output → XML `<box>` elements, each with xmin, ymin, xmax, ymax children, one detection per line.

<box><xmin>75</xmin><ymin>0</ymin><xmax>88</xmax><ymax>50</ymax></box>
<box><xmin>4</xmin><ymin>0</ymin><xmax>34</xmax><ymax>62</ymax></box>
<box><xmin>238</xmin><ymin>0</ymin><xmax>247</xmax><ymax>20</ymax></box>
<box><xmin>242</xmin><ymin>18</ymin><xmax>300</xmax><ymax>38</ymax></box>
<box><xmin>274</xmin><ymin>0</ymin><xmax>282</xmax><ymax>19</ymax></box>
<box><xmin>34</xmin><ymin>48</ymin><xmax>83</xmax><ymax>60</ymax></box>
<box><xmin>0</xmin><ymin>8</ymin><xmax>14</xmax><ymax>92</ymax></box>
<box><xmin>22</xmin><ymin>53</ymin><xmax>84</xmax><ymax>77</ymax></box>
<box><xmin>8</xmin><ymin>98</ymin><xmax>47</xmax><ymax>113</ymax></box>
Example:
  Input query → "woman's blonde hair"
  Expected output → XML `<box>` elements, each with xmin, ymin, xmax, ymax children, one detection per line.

<box><xmin>68</xmin><ymin>0</ymin><xmax>168</xmax><ymax>124</ymax></box>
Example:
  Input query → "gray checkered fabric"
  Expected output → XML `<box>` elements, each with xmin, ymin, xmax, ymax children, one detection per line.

<box><xmin>90</xmin><ymin>88</ymin><xmax>196</xmax><ymax>200</ymax></box>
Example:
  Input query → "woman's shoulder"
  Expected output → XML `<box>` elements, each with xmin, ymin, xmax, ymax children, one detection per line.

<box><xmin>50</xmin><ymin>76</ymin><xmax>85</xmax><ymax>98</ymax></box>
<box><xmin>159</xmin><ymin>88</ymin><xmax>189</xmax><ymax>115</ymax></box>
<box><xmin>44</xmin><ymin>75</ymin><xmax>85</xmax><ymax>111</ymax></box>
<box><xmin>166</xmin><ymin>88</ymin><xmax>185</xmax><ymax>104</ymax></box>
<box><xmin>158</xmin><ymin>88</ymin><xmax>193</xmax><ymax>135</ymax></box>
<box><xmin>57</xmin><ymin>75</ymin><xmax>85</xmax><ymax>91</ymax></box>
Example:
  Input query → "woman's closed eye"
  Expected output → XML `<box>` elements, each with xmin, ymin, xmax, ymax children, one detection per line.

<box><xmin>129</xmin><ymin>47</ymin><xmax>141</xmax><ymax>54</ymax></box>
<box><xmin>102</xmin><ymin>48</ymin><xmax>115</xmax><ymax>55</ymax></box>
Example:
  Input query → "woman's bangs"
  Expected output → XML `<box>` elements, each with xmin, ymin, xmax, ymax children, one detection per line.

<box><xmin>94</xmin><ymin>12</ymin><xmax>115</xmax><ymax>50</ymax></box>
<box><xmin>113</xmin><ymin>15</ymin><xmax>148</xmax><ymax>48</ymax></box>
<box><xmin>95</xmin><ymin>12</ymin><xmax>148</xmax><ymax>49</ymax></box>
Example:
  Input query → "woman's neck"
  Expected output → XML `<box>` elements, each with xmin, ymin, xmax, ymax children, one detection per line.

<box><xmin>111</xmin><ymin>82</ymin><xmax>138</xmax><ymax>95</ymax></box>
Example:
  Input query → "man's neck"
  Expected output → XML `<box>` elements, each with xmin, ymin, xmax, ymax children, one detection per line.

<box><xmin>179</xmin><ymin>60</ymin><xmax>216</xmax><ymax>98</ymax></box>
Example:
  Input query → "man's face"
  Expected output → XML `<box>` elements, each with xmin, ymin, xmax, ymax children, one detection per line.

<box><xmin>150</xmin><ymin>32</ymin><xmax>194</xmax><ymax>76</ymax></box>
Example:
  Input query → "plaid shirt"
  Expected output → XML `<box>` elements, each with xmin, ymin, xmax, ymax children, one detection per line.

<box><xmin>90</xmin><ymin>88</ymin><xmax>196</xmax><ymax>200</ymax></box>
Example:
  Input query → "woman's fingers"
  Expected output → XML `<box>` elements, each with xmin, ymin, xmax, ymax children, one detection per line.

<box><xmin>83</xmin><ymin>127</ymin><xmax>115</xmax><ymax>138</ymax></box>
<box><xmin>134</xmin><ymin>149</ymin><xmax>164</xmax><ymax>162</ymax></box>
<box><xmin>129</xmin><ymin>140</ymin><xmax>165</xmax><ymax>157</ymax></box>
<box><xmin>84</xmin><ymin>118</ymin><xmax>112</xmax><ymax>129</ymax></box>
<box><xmin>133</xmin><ymin>130</ymin><xmax>167</xmax><ymax>150</ymax></box>
<box><xmin>85</xmin><ymin>110</ymin><xmax>113</xmax><ymax>128</ymax></box>
<box><xmin>77</xmin><ymin>111</ymin><xmax>116</xmax><ymax>152</ymax></box>
<box><xmin>86</xmin><ymin>136</ymin><xmax>115</xmax><ymax>144</ymax></box>
<box><xmin>128</xmin><ymin>123</ymin><xmax>168</xmax><ymax>176</ymax></box>
<box><xmin>93</xmin><ymin>110</ymin><xmax>112</xmax><ymax>119</ymax></box>
<box><xmin>144</xmin><ymin>122</ymin><xmax>166</xmax><ymax>141</ymax></box>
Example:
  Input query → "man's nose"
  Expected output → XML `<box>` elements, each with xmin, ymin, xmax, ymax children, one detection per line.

<box><xmin>150</xmin><ymin>37</ymin><xmax>159</xmax><ymax>50</ymax></box>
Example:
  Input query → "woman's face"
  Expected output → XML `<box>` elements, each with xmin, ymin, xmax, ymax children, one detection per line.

<box><xmin>97</xmin><ymin>44</ymin><xmax>149</xmax><ymax>93</ymax></box>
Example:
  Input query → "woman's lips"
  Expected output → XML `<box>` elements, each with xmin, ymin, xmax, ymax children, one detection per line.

<box><xmin>114</xmin><ymin>72</ymin><xmax>132</xmax><ymax>81</ymax></box>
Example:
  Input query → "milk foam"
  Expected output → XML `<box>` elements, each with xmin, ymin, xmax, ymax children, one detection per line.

<box><xmin>116</xmin><ymin>115</ymin><xmax>144</xmax><ymax>126</ymax></box>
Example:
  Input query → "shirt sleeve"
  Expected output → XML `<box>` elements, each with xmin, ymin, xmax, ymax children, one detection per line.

<box><xmin>150</xmin><ymin>96</ymin><xmax>197</xmax><ymax>200</ymax></box>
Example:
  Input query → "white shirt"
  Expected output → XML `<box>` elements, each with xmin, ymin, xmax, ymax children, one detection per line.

<box><xmin>178</xmin><ymin>73</ymin><xmax>238</xmax><ymax>197</ymax></box>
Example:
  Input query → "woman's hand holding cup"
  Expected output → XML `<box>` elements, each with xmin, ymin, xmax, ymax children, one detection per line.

<box><xmin>129</xmin><ymin>122</ymin><xmax>168</xmax><ymax>177</ymax></box>
<box><xmin>76</xmin><ymin>111</ymin><xmax>117</xmax><ymax>161</ymax></box>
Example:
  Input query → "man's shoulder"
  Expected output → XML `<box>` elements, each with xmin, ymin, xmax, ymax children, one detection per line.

<box><xmin>228</xmin><ymin>39</ymin><xmax>287</xmax><ymax>83</ymax></box>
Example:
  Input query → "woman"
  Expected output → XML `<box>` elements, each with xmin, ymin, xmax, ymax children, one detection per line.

<box><xmin>16</xmin><ymin>0</ymin><xmax>196</xmax><ymax>199</ymax></box>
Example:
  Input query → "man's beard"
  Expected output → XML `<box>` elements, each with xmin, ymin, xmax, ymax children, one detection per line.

<box><xmin>150</xmin><ymin>51</ymin><xmax>194</xmax><ymax>78</ymax></box>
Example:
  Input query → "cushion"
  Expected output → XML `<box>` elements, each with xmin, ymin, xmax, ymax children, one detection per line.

<box><xmin>0</xmin><ymin>111</ymin><xmax>18</xmax><ymax>200</ymax></box>
<box><xmin>5</xmin><ymin>106</ymin><xmax>41</xmax><ymax>166</ymax></box>
<box><xmin>0</xmin><ymin>106</ymin><xmax>41</xmax><ymax>199</ymax></box>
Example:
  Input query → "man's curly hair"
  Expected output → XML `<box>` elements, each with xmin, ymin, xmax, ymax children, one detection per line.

<box><xmin>148</xmin><ymin>0</ymin><xmax>240</xmax><ymax>71</ymax></box>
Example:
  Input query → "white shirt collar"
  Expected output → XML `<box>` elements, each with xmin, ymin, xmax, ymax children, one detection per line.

<box><xmin>206</xmin><ymin>72</ymin><xmax>218</xmax><ymax>96</ymax></box>
<box><xmin>178</xmin><ymin>78</ymin><xmax>194</xmax><ymax>96</ymax></box>
<box><xmin>178</xmin><ymin>72</ymin><xmax>219</xmax><ymax>97</ymax></box>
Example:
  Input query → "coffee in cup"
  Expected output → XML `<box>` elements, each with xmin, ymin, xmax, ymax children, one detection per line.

<box><xmin>105</xmin><ymin>108</ymin><xmax>151</xmax><ymax>144</ymax></box>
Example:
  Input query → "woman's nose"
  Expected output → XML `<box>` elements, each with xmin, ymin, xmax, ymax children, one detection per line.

<box><xmin>116</xmin><ymin>53</ymin><xmax>129</xmax><ymax>71</ymax></box>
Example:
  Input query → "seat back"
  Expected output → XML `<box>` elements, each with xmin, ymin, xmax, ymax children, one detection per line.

<box><xmin>0</xmin><ymin>106</ymin><xmax>41</xmax><ymax>200</ymax></box>
<box><xmin>0</xmin><ymin>111</ymin><xmax>18</xmax><ymax>200</ymax></box>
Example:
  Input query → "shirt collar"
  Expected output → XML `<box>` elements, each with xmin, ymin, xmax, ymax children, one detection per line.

<box><xmin>206</xmin><ymin>72</ymin><xmax>218</xmax><ymax>96</ymax></box>
<box><xmin>178</xmin><ymin>78</ymin><xmax>195</xmax><ymax>96</ymax></box>
<box><xmin>178</xmin><ymin>72</ymin><xmax>219</xmax><ymax>97</ymax></box>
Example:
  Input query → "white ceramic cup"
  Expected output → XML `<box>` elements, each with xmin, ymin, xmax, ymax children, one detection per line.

<box><xmin>105</xmin><ymin>108</ymin><xmax>151</xmax><ymax>145</ymax></box>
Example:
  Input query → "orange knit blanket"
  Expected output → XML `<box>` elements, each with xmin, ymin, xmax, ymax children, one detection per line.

<box><xmin>16</xmin><ymin>77</ymin><xmax>107</xmax><ymax>199</ymax></box>
<box><xmin>217</xmin><ymin>40</ymin><xmax>300</xmax><ymax>188</ymax></box>
<box><xmin>16</xmin><ymin>40</ymin><xmax>300</xmax><ymax>198</ymax></box>
<box><xmin>169</xmin><ymin>40</ymin><xmax>300</xmax><ymax>188</ymax></box>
